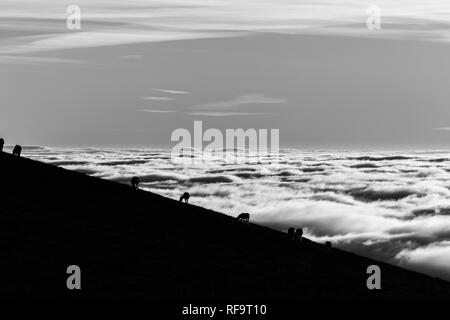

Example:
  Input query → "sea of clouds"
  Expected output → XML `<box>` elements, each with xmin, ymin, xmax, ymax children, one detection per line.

<box><xmin>21</xmin><ymin>146</ymin><xmax>450</xmax><ymax>281</ymax></box>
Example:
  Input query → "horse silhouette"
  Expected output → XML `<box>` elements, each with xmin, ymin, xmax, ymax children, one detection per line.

<box><xmin>287</xmin><ymin>227</ymin><xmax>303</xmax><ymax>241</ymax></box>
<box><xmin>12</xmin><ymin>145</ymin><xmax>22</xmax><ymax>157</ymax></box>
<box><xmin>287</xmin><ymin>227</ymin><xmax>296</xmax><ymax>240</ymax></box>
<box><xmin>131</xmin><ymin>176</ymin><xmax>140</xmax><ymax>190</ymax></box>
<box><xmin>179</xmin><ymin>192</ymin><xmax>190</xmax><ymax>203</ymax></box>
<box><xmin>325</xmin><ymin>241</ymin><xmax>332</xmax><ymax>250</ymax></box>
<box><xmin>295</xmin><ymin>228</ymin><xmax>303</xmax><ymax>240</ymax></box>
<box><xmin>237</xmin><ymin>213</ymin><xmax>250</xmax><ymax>223</ymax></box>
<box><xmin>0</xmin><ymin>138</ymin><xmax>4</xmax><ymax>152</ymax></box>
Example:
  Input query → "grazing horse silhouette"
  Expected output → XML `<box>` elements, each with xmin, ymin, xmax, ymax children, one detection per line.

<box><xmin>325</xmin><ymin>241</ymin><xmax>332</xmax><ymax>250</ymax></box>
<box><xmin>0</xmin><ymin>138</ymin><xmax>4</xmax><ymax>152</ymax></box>
<box><xmin>287</xmin><ymin>227</ymin><xmax>296</xmax><ymax>240</ymax></box>
<box><xmin>12</xmin><ymin>145</ymin><xmax>22</xmax><ymax>157</ymax></box>
<box><xmin>179</xmin><ymin>192</ymin><xmax>190</xmax><ymax>203</ymax></box>
<box><xmin>295</xmin><ymin>228</ymin><xmax>303</xmax><ymax>240</ymax></box>
<box><xmin>237</xmin><ymin>213</ymin><xmax>250</xmax><ymax>223</ymax></box>
<box><xmin>131</xmin><ymin>176</ymin><xmax>140</xmax><ymax>190</ymax></box>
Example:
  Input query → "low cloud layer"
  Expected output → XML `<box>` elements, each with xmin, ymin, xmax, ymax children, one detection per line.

<box><xmin>24</xmin><ymin>147</ymin><xmax>450</xmax><ymax>281</ymax></box>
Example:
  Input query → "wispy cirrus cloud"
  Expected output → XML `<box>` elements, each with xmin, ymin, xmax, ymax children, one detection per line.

<box><xmin>121</xmin><ymin>54</ymin><xmax>143</xmax><ymax>59</ymax></box>
<box><xmin>138</xmin><ymin>94</ymin><xmax>286</xmax><ymax>116</ymax></box>
<box><xmin>138</xmin><ymin>110</ymin><xmax>269</xmax><ymax>117</ymax></box>
<box><xmin>194</xmin><ymin>94</ymin><xmax>286</xmax><ymax>110</ymax></box>
<box><xmin>1</xmin><ymin>0</ymin><xmax>450</xmax><ymax>55</ymax></box>
<box><xmin>186</xmin><ymin>111</ymin><xmax>271</xmax><ymax>117</ymax></box>
<box><xmin>139</xmin><ymin>88</ymin><xmax>188</xmax><ymax>104</ymax></box>
<box><xmin>152</xmin><ymin>88</ymin><xmax>190</xmax><ymax>95</ymax></box>
<box><xmin>141</xmin><ymin>96</ymin><xmax>175</xmax><ymax>101</ymax></box>
<box><xmin>185</xmin><ymin>94</ymin><xmax>285</xmax><ymax>116</ymax></box>
<box><xmin>0</xmin><ymin>30</ymin><xmax>231</xmax><ymax>55</ymax></box>
<box><xmin>140</xmin><ymin>94</ymin><xmax>287</xmax><ymax>117</ymax></box>
<box><xmin>0</xmin><ymin>55</ymin><xmax>84</xmax><ymax>65</ymax></box>
<box><xmin>138</xmin><ymin>109</ymin><xmax>177</xmax><ymax>114</ymax></box>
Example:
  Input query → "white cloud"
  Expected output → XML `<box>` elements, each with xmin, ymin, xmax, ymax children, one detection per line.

<box><xmin>195</xmin><ymin>94</ymin><xmax>286</xmax><ymax>110</ymax></box>
<box><xmin>141</xmin><ymin>96</ymin><xmax>175</xmax><ymax>101</ymax></box>
<box><xmin>138</xmin><ymin>109</ymin><xmax>177</xmax><ymax>113</ymax></box>
<box><xmin>186</xmin><ymin>111</ymin><xmax>271</xmax><ymax>116</ymax></box>
<box><xmin>396</xmin><ymin>241</ymin><xmax>450</xmax><ymax>280</ymax></box>
<box><xmin>0</xmin><ymin>55</ymin><xmax>84</xmax><ymax>65</ymax></box>
<box><xmin>2</xmin><ymin>0</ymin><xmax>450</xmax><ymax>54</ymax></box>
<box><xmin>152</xmin><ymin>88</ymin><xmax>190</xmax><ymax>95</ymax></box>
<box><xmin>121</xmin><ymin>54</ymin><xmax>143</xmax><ymax>59</ymax></box>
<box><xmin>0</xmin><ymin>30</ymin><xmax>235</xmax><ymax>55</ymax></box>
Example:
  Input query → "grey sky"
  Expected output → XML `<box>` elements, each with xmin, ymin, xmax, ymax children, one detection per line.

<box><xmin>1</xmin><ymin>0</ymin><xmax>450</xmax><ymax>149</ymax></box>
